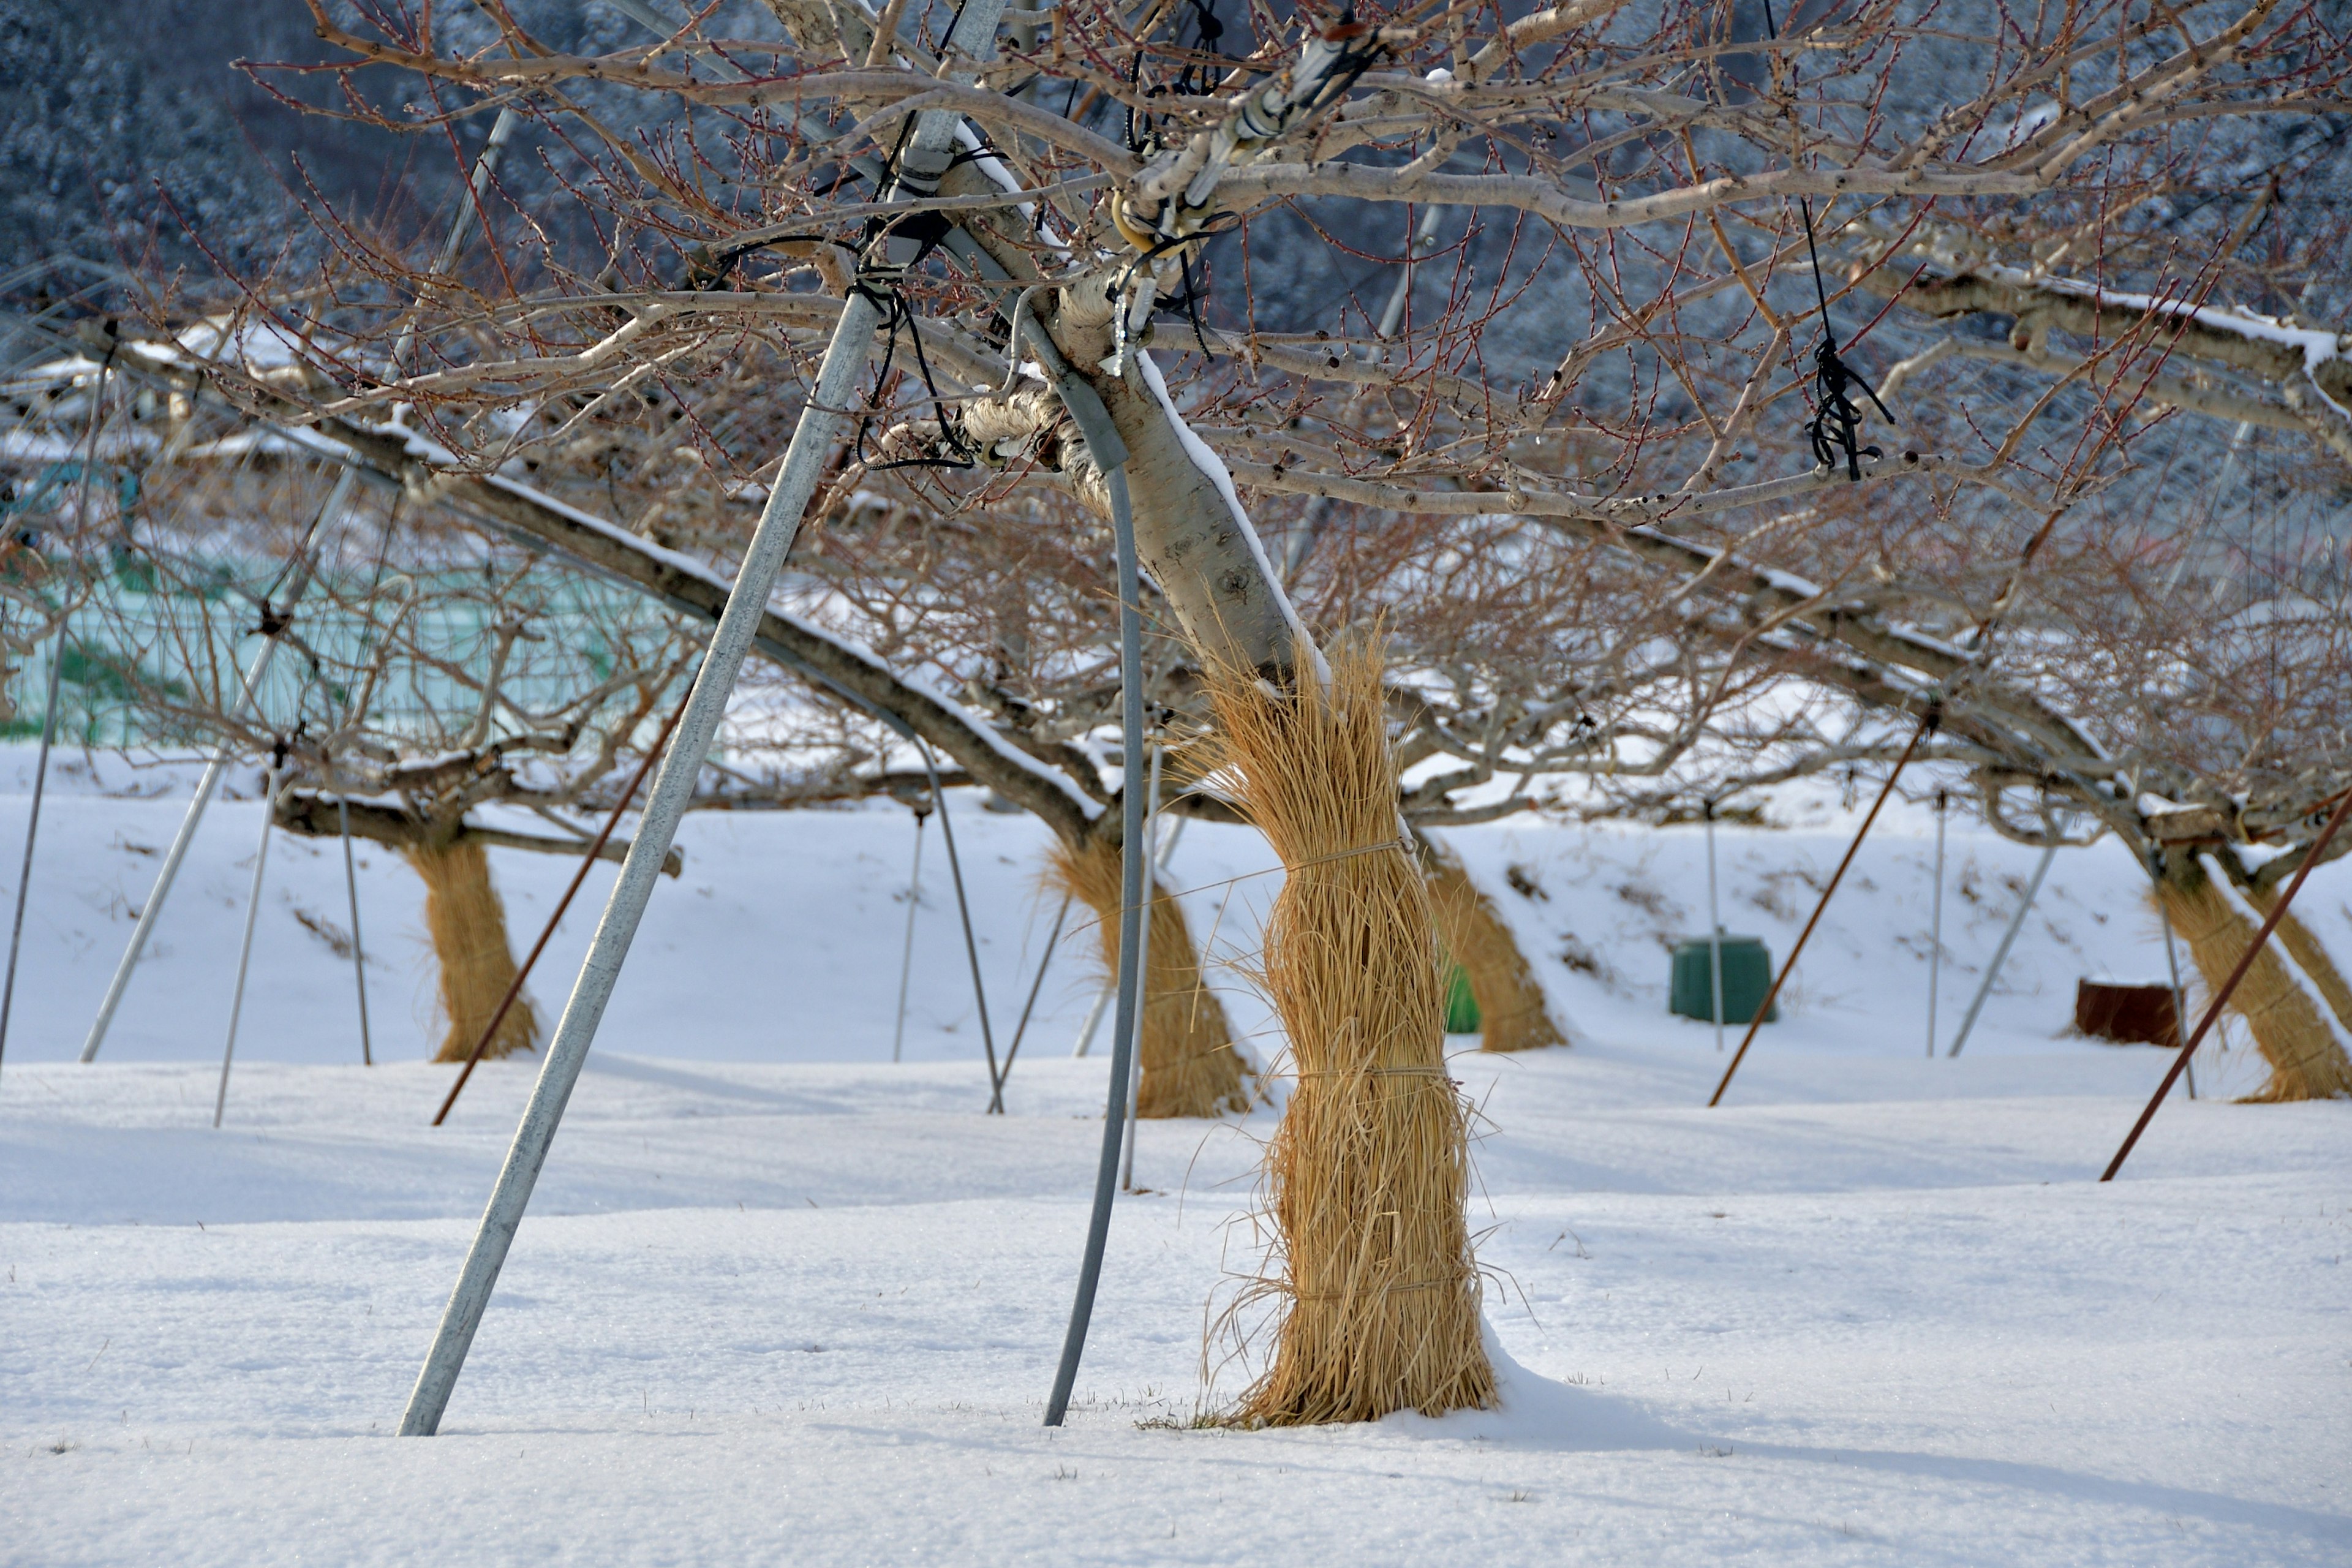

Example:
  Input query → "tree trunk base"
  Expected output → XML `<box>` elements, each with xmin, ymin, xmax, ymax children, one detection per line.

<box><xmin>1420</xmin><ymin>842</ymin><xmax>1565</xmax><ymax>1054</ymax></box>
<box><xmin>404</xmin><ymin>840</ymin><xmax>539</xmax><ymax>1065</ymax></box>
<box><xmin>1203</xmin><ymin>642</ymin><xmax>1493</xmax><ymax>1426</ymax></box>
<box><xmin>1047</xmin><ymin>836</ymin><xmax>1252</xmax><ymax>1118</ymax></box>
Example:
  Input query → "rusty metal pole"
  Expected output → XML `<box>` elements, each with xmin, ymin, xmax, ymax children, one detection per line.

<box><xmin>1709</xmin><ymin>708</ymin><xmax>1936</xmax><ymax>1107</ymax></box>
<box><xmin>2101</xmin><ymin>787</ymin><xmax>2352</xmax><ymax>1180</ymax></box>
<box><xmin>432</xmin><ymin>687</ymin><xmax>692</xmax><ymax>1126</ymax></box>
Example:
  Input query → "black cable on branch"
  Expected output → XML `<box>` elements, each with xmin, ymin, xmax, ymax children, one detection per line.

<box><xmin>1757</xmin><ymin>0</ymin><xmax>1894</xmax><ymax>481</ymax></box>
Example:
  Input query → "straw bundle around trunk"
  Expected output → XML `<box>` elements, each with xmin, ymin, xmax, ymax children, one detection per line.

<box><xmin>1202</xmin><ymin>641</ymin><xmax>1493</xmax><ymax>1425</ymax></box>
<box><xmin>1047</xmin><ymin>835</ymin><xmax>1253</xmax><ymax>1118</ymax></box>
<box><xmin>404</xmin><ymin>839</ymin><xmax>540</xmax><ymax>1063</ymax></box>
<box><xmin>2154</xmin><ymin>865</ymin><xmax>2352</xmax><ymax>1101</ymax></box>
<box><xmin>1419</xmin><ymin>840</ymin><xmax>1565</xmax><ymax>1054</ymax></box>
<box><xmin>2241</xmin><ymin>885</ymin><xmax>2352</xmax><ymax>1035</ymax></box>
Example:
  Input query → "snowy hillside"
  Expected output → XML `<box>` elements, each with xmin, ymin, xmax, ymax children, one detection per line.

<box><xmin>3</xmin><ymin>750</ymin><xmax>2348</xmax><ymax>1564</ymax></box>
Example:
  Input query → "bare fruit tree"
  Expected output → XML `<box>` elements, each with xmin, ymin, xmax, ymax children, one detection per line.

<box><xmin>0</xmin><ymin>330</ymin><xmax>699</xmax><ymax>1063</ymax></box>
<box><xmin>213</xmin><ymin>0</ymin><xmax>2352</xmax><ymax>1409</ymax></box>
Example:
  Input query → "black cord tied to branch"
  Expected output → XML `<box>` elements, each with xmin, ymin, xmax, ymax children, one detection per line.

<box><xmin>1807</xmin><ymin>333</ymin><xmax>1893</xmax><ymax>481</ymax></box>
<box><xmin>1751</xmin><ymin>0</ymin><xmax>1897</xmax><ymax>482</ymax></box>
<box><xmin>850</xmin><ymin>276</ymin><xmax>979</xmax><ymax>473</ymax></box>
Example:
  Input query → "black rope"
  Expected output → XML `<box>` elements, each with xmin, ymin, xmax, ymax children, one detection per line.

<box><xmin>1176</xmin><ymin>0</ymin><xmax>1226</xmax><ymax>94</ymax></box>
<box><xmin>1124</xmin><ymin>47</ymin><xmax>1149</xmax><ymax>154</ymax></box>
<box><xmin>1801</xmin><ymin>232</ymin><xmax>1894</xmax><ymax>480</ymax></box>
<box><xmin>850</xmin><ymin>281</ymin><xmax>979</xmax><ymax>472</ymax></box>
<box><xmin>1176</xmin><ymin>250</ymin><xmax>1215</xmax><ymax>358</ymax></box>
<box><xmin>1755</xmin><ymin>0</ymin><xmax>1893</xmax><ymax>481</ymax></box>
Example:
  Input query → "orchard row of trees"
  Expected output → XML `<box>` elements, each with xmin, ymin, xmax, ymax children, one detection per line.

<box><xmin>4</xmin><ymin>0</ymin><xmax>2348</xmax><ymax>1416</ymax></box>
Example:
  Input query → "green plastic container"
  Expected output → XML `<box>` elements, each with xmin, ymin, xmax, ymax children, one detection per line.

<box><xmin>1443</xmin><ymin>963</ymin><xmax>1481</xmax><ymax>1034</ymax></box>
<box><xmin>1669</xmin><ymin>936</ymin><xmax>1778</xmax><ymax>1025</ymax></box>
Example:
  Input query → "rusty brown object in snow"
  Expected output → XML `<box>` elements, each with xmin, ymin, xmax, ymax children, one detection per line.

<box><xmin>2074</xmin><ymin>981</ymin><xmax>2179</xmax><ymax>1048</ymax></box>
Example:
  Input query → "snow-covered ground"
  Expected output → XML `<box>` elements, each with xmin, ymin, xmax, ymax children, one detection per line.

<box><xmin>3</xmin><ymin>748</ymin><xmax>2348</xmax><ymax>1564</ymax></box>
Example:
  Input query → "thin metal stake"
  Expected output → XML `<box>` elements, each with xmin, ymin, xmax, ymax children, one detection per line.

<box><xmin>2103</xmin><ymin>786</ymin><xmax>2352</xmax><ymax>1180</ymax></box>
<box><xmin>1946</xmin><ymin>841</ymin><xmax>2057</xmax><ymax>1058</ymax></box>
<box><xmin>994</xmin><ymin>894</ymin><xmax>1071</xmax><ymax>1091</ymax></box>
<box><xmin>1711</xmin><ymin>709</ymin><xmax>1936</xmax><ymax>1107</ymax></box>
<box><xmin>919</xmin><ymin>739</ymin><xmax>1001</xmax><ymax>1112</ymax></box>
<box><xmin>891</xmin><ymin>805</ymin><xmax>929</xmax><ymax>1064</ymax></box>
<box><xmin>0</xmin><ymin>620</ymin><xmax>69</xmax><ymax>1082</ymax></box>
<box><xmin>216</xmin><ymin>761</ymin><xmax>282</xmax><ymax>1128</ymax></box>
<box><xmin>1121</xmin><ymin>743</ymin><xmax>1164</xmax><ymax>1193</ymax></box>
<box><xmin>6</xmin><ymin>339</ymin><xmax>111</xmax><ymax>1079</ymax></box>
<box><xmin>1926</xmin><ymin>790</ymin><xmax>1947</xmax><ymax>1058</ymax></box>
<box><xmin>2152</xmin><ymin>864</ymin><xmax>2196</xmax><ymax>1101</ymax></box>
<box><xmin>1705</xmin><ymin>799</ymin><xmax>1725</xmax><ymax>1054</ymax></box>
<box><xmin>1071</xmin><ymin>979</ymin><xmax>1112</xmax><ymax>1058</ymax></box>
<box><xmin>339</xmin><ymin>797</ymin><xmax>373</xmax><ymax>1067</ymax></box>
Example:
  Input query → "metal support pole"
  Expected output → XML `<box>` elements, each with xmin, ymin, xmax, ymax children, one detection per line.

<box><xmin>891</xmin><ymin>805</ymin><xmax>929</xmax><ymax>1063</ymax></box>
<box><xmin>80</xmin><ymin>547</ymin><xmax>325</xmax><ymax>1063</ymax></box>
<box><xmin>1704</xmin><ymin>799</ymin><xmax>1725</xmax><ymax>1054</ymax></box>
<box><xmin>1038</xmin><ymin>330</ymin><xmax>1141</xmax><ymax>1423</ymax></box>
<box><xmin>215</xmin><ymin>759</ymin><xmax>282</xmax><ymax>1128</ymax></box>
<box><xmin>2143</xmin><ymin>845</ymin><xmax>2199</xmax><ymax>1099</ymax></box>
<box><xmin>919</xmin><ymin>739</ymin><xmax>1001</xmax><ymax>1112</ymax></box>
<box><xmin>996</xmin><ymin>894</ymin><xmax>1069</xmax><ymax>1088</ymax></box>
<box><xmin>1945</xmin><ymin>840</ymin><xmax>2057</xmax><ymax>1058</ymax></box>
<box><xmin>2104</xmin><ymin>786</ymin><xmax>2352</xmax><ymax>1179</ymax></box>
<box><xmin>1120</xmin><ymin>743</ymin><xmax>1163</xmax><ymax>1193</ymax></box>
<box><xmin>391</xmin><ymin>109</ymin><xmax>518</xmax><ymax>369</ymax></box>
<box><xmin>1071</xmin><ymin>981</ymin><xmax>1112</xmax><ymax>1058</ymax></box>
<box><xmin>1711</xmin><ymin>707</ymin><xmax>1936</xmax><ymax>1107</ymax></box>
<box><xmin>398</xmin><ymin>294</ymin><xmax>881</xmax><ymax>1434</ymax></box>
<box><xmin>339</xmin><ymin>797</ymin><xmax>373</xmax><ymax>1067</ymax></box>
<box><xmin>1926</xmin><ymin>790</ymin><xmax>1947</xmax><ymax>1058</ymax></box>
<box><xmin>397</xmin><ymin>0</ymin><xmax>1009</xmax><ymax>1437</ymax></box>
<box><xmin>0</xmin><ymin>620</ymin><xmax>69</xmax><ymax>1082</ymax></box>
<box><xmin>5</xmin><ymin>341</ymin><xmax>110</xmax><ymax>1079</ymax></box>
<box><xmin>2154</xmin><ymin>872</ymin><xmax>2197</xmax><ymax>1100</ymax></box>
<box><xmin>1375</xmin><ymin>204</ymin><xmax>1449</xmax><ymax>340</ymax></box>
<box><xmin>1044</xmin><ymin>459</ymin><xmax>1141</xmax><ymax>1428</ymax></box>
